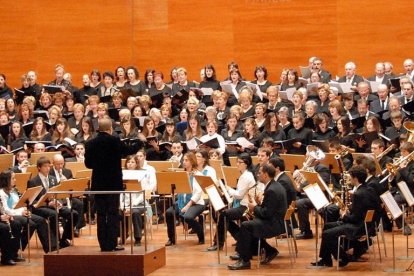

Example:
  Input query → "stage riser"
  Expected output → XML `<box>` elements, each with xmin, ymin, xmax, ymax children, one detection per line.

<box><xmin>44</xmin><ymin>246</ymin><xmax>165</xmax><ymax>276</ymax></box>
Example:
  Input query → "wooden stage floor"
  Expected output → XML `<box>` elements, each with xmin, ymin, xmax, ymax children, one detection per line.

<box><xmin>1</xmin><ymin>221</ymin><xmax>413</xmax><ymax>275</ymax></box>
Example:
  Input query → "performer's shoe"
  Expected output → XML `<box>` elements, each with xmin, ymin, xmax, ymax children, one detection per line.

<box><xmin>260</xmin><ymin>249</ymin><xmax>279</xmax><ymax>265</ymax></box>
<box><xmin>198</xmin><ymin>240</ymin><xmax>205</xmax><ymax>245</ymax></box>
<box><xmin>134</xmin><ymin>240</ymin><xmax>141</xmax><ymax>246</ymax></box>
<box><xmin>74</xmin><ymin>229</ymin><xmax>80</xmax><ymax>238</ymax></box>
<box><xmin>229</xmin><ymin>253</ymin><xmax>240</xmax><ymax>260</ymax></box>
<box><xmin>296</xmin><ymin>232</ymin><xmax>313</xmax><ymax>240</ymax></box>
<box><xmin>338</xmin><ymin>255</ymin><xmax>350</xmax><ymax>267</ymax></box>
<box><xmin>165</xmin><ymin>240</ymin><xmax>175</xmax><ymax>246</ymax></box>
<box><xmin>310</xmin><ymin>258</ymin><xmax>333</xmax><ymax>267</ymax></box>
<box><xmin>113</xmin><ymin>246</ymin><xmax>125</xmax><ymax>251</ymax></box>
<box><xmin>1</xmin><ymin>260</ymin><xmax>16</xmax><ymax>266</ymax></box>
<box><xmin>59</xmin><ymin>239</ymin><xmax>71</xmax><ymax>249</ymax></box>
<box><xmin>13</xmin><ymin>256</ymin><xmax>25</xmax><ymax>262</ymax></box>
<box><xmin>207</xmin><ymin>245</ymin><xmax>223</xmax><ymax>251</ymax></box>
<box><xmin>227</xmin><ymin>259</ymin><xmax>251</xmax><ymax>270</ymax></box>
<box><xmin>403</xmin><ymin>225</ymin><xmax>412</xmax><ymax>236</ymax></box>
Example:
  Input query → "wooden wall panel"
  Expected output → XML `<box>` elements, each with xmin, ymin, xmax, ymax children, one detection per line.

<box><xmin>1</xmin><ymin>0</ymin><xmax>414</xmax><ymax>88</ymax></box>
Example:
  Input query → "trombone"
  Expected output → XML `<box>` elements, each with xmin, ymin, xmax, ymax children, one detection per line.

<box><xmin>404</xmin><ymin>121</ymin><xmax>414</xmax><ymax>143</ymax></box>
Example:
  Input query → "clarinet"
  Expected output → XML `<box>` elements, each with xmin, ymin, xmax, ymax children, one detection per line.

<box><xmin>0</xmin><ymin>196</ymin><xmax>14</xmax><ymax>238</ymax></box>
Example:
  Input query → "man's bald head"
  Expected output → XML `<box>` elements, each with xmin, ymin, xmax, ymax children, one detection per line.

<box><xmin>98</xmin><ymin>118</ymin><xmax>112</xmax><ymax>133</ymax></box>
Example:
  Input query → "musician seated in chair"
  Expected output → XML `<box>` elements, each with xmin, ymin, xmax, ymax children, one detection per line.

<box><xmin>10</xmin><ymin>150</ymin><xmax>30</xmax><ymax>173</ymax></box>
<box><xmin>228</xmin><ymin>164</ymin><xmax>287</xmax><ymax>270</ymax></box>
<box><xmin>49</xmin><ymin>154</ymin><xmax>85</xmax><ymax>237</ymax></box>
<box><xmin>311</xmin><ymin>165</ymin><xmax>381</xmax><ymax>267</ymax></box>
<box><xmin>27</xmin><ymin>157</ymin><xmax>79</xmax><ymax>249</ymax></box>
<box><xmin>207</xmin><ymin>153</ymin><xmax>256</xmax><ymax>251</ymax></box>
<box><xmin>294</xmin><ymin>146</ymin><xmax>338</xmax><ymax>239</ymax></box>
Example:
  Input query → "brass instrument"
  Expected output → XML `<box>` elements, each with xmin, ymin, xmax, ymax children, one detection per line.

<box><xmin>332</xmin><ymin>192</ymin><xmax>348</xmax><ymax>211</ymax></box>
<box><xmin>403</xmin><ymin>121</ymin><xmax>414</xmax><ymax>143</ymax></box>
<box><xmin>293</xmin><ymin>145</ymin><xmax>325</xmax><ymax>190</ymax></box>
<box><xmin>380</xmin><ymin>150</ymin><xmax>414</xmax><ymax>184</ymax></box>
<box><xmin>334</xmin><ymin>145</ymin><xmax>355</xmax><ymax>159</ymax></box>
<box><xmin>335</xmin><ymin>147</ymin><xmax>353</xmax><ymax>208</ymax></box>
<box><xmin>376</xmin><ymin>144</ymin><xmax>396</xmax><ymax>160</ymax></box>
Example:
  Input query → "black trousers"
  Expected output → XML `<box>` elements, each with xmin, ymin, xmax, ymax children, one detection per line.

<box><xmin>13</xmin><ymin>214</ymin><xmax>50</xmax><ymax>253</ymax></box>
<box><xmin>120</xmin><ymin>207</ymin><xmax>146</xmax><ymax>241</ymax></box>
<box><xmin>236</xmin><ymin>219</ymin><xmax>277</xmax><ymax>262</ymax></box>
<box><xmin>95</xmin><ymin>194</ymin><xmax>120</xmax><ymax>251</ymax></box>
<box><xmin>71</xmin><ymin>198</ymin><xmax>85</xmax><ymax>230</ymax></box>
<box><xmin>0</xmin><ymin>220</ymin><xmax>21</xmax><ymax>263</ymax></box>
<box><xmin>296</xmin><ymin>198</ymin><xmax>340</xmax><ymax>233</ymax></box>
<box><xmin>166</xmin><ymin>204</ymin><xmax>205</xmax><ymax>243</ymax></box>
<box><xmin>215</xmin><ymin>205</ymin><xmax>246</xmax><ymax>246</ymax></box>
<box><xmin>32</xmin><ymin>206</ymin><xmax>58</xmax><ymax>249</ymax></box>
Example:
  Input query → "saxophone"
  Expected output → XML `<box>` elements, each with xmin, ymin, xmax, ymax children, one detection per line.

<box><xmin>0</xmin><ymin>197</ymin><xmax>14</xmax><ymax>238</ymax></box>
<box><xmin>243</xmin><ymin>184</ymin><xmax>261</xmax><ymax>220</ymax></box>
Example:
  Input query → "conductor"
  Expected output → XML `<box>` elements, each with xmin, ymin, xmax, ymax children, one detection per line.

<box><xmin>85</xmin><ymin>117</ymin><xmax>140</xmax><ymax>252</ymax></box>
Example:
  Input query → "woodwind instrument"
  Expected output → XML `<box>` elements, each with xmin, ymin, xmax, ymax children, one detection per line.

<box><xmin>243</xmin><ymin>184</ymin><xmax>260</xmax><ymax>220</ymax></box>
<box><xmin>0</xmin><ymin>197</ymin><xmax>14</xmax><ymax>238</ymax></box>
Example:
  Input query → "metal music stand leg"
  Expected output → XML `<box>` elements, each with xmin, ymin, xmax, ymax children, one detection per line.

<box><xmin>26</xmin><ymin>200</ymin><xmax>31</xmax><ymax>263</ymax></box>
<box><xmin>208</xmin><ymin>212</ymin><xmax>226</xmax><ymax>267</ymax></box>
<box><xmin>399</xmin><ymin>205</ymin><xmax>414</xmax><ymax>260</ymax></box>
<box><xmin>384</xmin><ymin>220</ymin><xmax>405</xmax><ymax>272</ymax></box>
<box><xmin>171</xmin><ymin>184</ymin><xmax>177</xmax><ymax>245</ymax></box>
<box><xmin>307</xmin><ymin>213</ymin><xmax>324</xmax><ymax>269</ymax></box>
<box><xmin>129</xmin><ymin>195</ymin><xmax>133</xmax><ymax>254</ymax></box>
<box><xmin>70</xmin><ymin>195</ymin><xmax>74</xmax><ymax>246</ymax></box>
<box><xmin>55</xmin><ymin>195</ymin><xmax>60</xmax><ymax>254</ymax></box>
<box><xmin>143</xmin><ymin>193</ymin><xmax>147</xmax><ymax>253</ymax></box>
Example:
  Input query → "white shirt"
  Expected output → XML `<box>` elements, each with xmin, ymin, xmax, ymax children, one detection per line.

<box><xmin>53</xmin><ymin>168</ymin><xmax>67</xmax><ymax>183</ymax></box>
<box><xmin>39</xmin><ymin>173</ymin><xmax>50</xmax><ymax>190</ymax></box>
<box><xmin>227</xmin><ymin>170</ymin><xmax>256</xmax><ymax>207</ymax></box>
<box><xmin>0</xmin><ymin>189</ymin><xmax>24</xmax><ymax>216</ymax></box>
<box><xmin>190</xmin><ymin>171</ymin><xmax>205</xmax><ymax>205</ymax></box>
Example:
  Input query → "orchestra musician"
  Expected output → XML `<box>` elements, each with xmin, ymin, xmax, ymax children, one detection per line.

<box><xmin>311</xmin><ymin>165</ymin><xmax>382</xmax><ymax>267</ymax></box>
<box><xmin>27</xmin><ymin>157</ymin><xmax>78</xmax><ymax>249</ymax></box>
<box><xmin>165</xmin><ymin>152</ymin><xmax>206</xmax><ymax>246</ymax></box>
<box><xmin>207</xmin><ymin>153</ymin><xmax>256</xmax><ymax>251</ymax></box>
<box><xmin>228</xmin><ymin>164</ymin><xmax>287</xmax><ymax>270</ymax></box>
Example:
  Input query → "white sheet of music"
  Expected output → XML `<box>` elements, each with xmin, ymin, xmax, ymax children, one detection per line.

<box><xmin>328</xmin><ymin>81</ymin><xmax>343</xmax><ymax>94</ymax></box>
<box><xmin>236</xmin><ymin>137</ymin><xmax>254</xmax><ymax>148</ymax></box>
<box><xmin>380</xmin><ymin>191</ymin><xmax>403</xmax><ymax>220</ymax></box>
<box><xmin>200</xmin><ymin>87</ymin><xmax>213</xmax><ymax>96</ymax></box>
<box><xmin>397</xmin><ymin>181</ymin><xmax>414</xmax><ymax>207</ymax></box>
<box><xmin>369</xmin><ymin>81</ymin><xmax>381</xmax><ymax>93</ymax></box>
<box><xmin>122</xmin><ymin>170</ymin><xmax>146</xmax><ymax>181</ymax></box>
<box><xmin>317</xmin><ymin>174</ymin><xmax>334</xmax><ymax>200</ymax></box>
<box><xmin>245</xmin><ymin>82</ymin><xmax>263</xmax><ymax>100</ymax></box>
<box><xmin>219</xmin><ymin>180</ymin><xmax>233</xmax><ymax>205</ymax></box>
<box><xmin>206</xmin><ymin>185</ymin><xmax>226</xmax><ymax>212</ymax></box>
<box><xmin>303</xmin><ymin>183</ymin><xmax>329</xmax><ymax>211</ymax></box>
<box><xmin>306</xmin><ymin>82</ymin><xmax>319</xmax><ymax>93</ymax></box>
<box><xmin>339</xmin><ymin>82</ymin><xmax>353</xmax><ymax>93</ymax></box>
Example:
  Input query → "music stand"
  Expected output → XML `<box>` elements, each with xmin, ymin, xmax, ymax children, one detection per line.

<box><xmin>380</xmin><ymin>191</ymin><xmax>405</xmax><ymax>272</ymax></box>
<box><xmin>14</xmin><ymin>186</ymin><xmax>43</xmax><ymax>263</ymax></box>
<box><xmin>74</xmin><ymin>169</ymin><xmax>92</xmax><ymax>179</ymax></box>
<box><xmin>205</xmin><ymin>185</ymin><xmax>227</xmax><ymax>266</ymax></box>
<box><xmin>221</xmin><ymin>167</ymin><xmax>240</xmax><ymax>189</ymax></box>
<box><xmin>122</xmin><ymin>180</ymin><xmax>146</xmax><ymax>252</ymax></box>
<box><xmin>34</xmin><ymin>185</ymin><xmax>61</xmax><ymax>252</ymax></box>
<box><xmin>209</xmin><ymin>160</ymin><xmax>224</xmax><ymax>181</ymax></box>
<box><xmin>396</xmin><ymin>181</ymin><xmax>414</xmax><ymax>261</ymax></box>
<box><xmin>280</xmin><ymin>154</ymin><xmax>305</xmax><ymax>172</ymax></box>
<box><xmin>321</xmin><ymin>153</ymin><xmax>341</xmax><ymax>174</ymax></box>
<box><xmin>148</xmin><ymin>161</ymin><xmax>179</xmax><ymax>172</ymax></box>
<box><xmin>303</xmin><ymin>183</ymin><xmax>330</xmax><ymax>269</ymax></box>
<box><xmin>56</xmin><ymin>179</ymin><xmax>89</xmax><ymax>245</ymax></box>
<box><xmin>156</xmin><ymin>171</ymin><xmax>191</xmax><ymax>244</ymax></box>
<box><xmin>14</xmin><ymin>173</ymin><xmax>32</xmax><ymax>194</ymax></box>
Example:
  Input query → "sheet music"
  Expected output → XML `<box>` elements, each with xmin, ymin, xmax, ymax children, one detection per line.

<box><xmin>205</xmin><ymin>185</ymin><xmax>226</xmax><ymax>212</ymax></box>
<box><xmin>236</xmin><ymin>137</ymin><xmax>254</xmax><ymax>148</ymax></box>
<box><xmin>185</xmin><ymin>138</ymin><xmax>199</xmax><ymax>151</ymax></box>
<box><xmin>200</xmin><ymin>87</ymin><xmax>213</xmax><ymax>96</ymax></box>
<box><xmin>369</xmin><ymin>81</ymin><xmax>381</xmax><ymax>93</ymax></box>
<box><xmin>306</xmin><ymin>82</ymin><xmax>319</xmax><ymax>93</ymax></box>
<box><xmin>317</xmin><ymin>174</ymin><xmax>334</xmax><ymax>200</ymax></box>
<box><xmin>122</xmin><ymin>170</ymin><xmax>146</xmax><ymax>182</ymax></box>
<box><xmin>219</xmin><ymin>179</ymin><xmax>233</xmax><ymax>205</ymax></box>
<box><xmin>339</xmin><ymin>82</ymin><xmax>353</xmax><ymax>93</ymax></box>
<box><xmin>303</xmin><ymin>183</ymin><xmax>329</xmax><ymax>211</ymax></box>
<box><xmin>397</xmin><ymin>181</ymin><xmax>414</xmax><ymax>207</ymax></box>
<box><xmin>245</xmin><ymin>82</ymin><xmax>263</xmax><ymax>100</ymax></box>
<box><xmin>380</xmin><ymin>191</ymin><xmax>403</xmax><ymax>219</ymax></box>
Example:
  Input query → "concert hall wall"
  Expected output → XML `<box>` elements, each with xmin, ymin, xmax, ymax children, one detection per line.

<box><xmin>1</xmin><ymin>0</ymin><xmax>413</xmax><ymax>86</ymax></box>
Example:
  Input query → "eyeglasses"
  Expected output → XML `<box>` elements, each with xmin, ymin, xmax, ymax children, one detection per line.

<box><xmin>237</xmin><ymin>160</ymin><xmax>245</xmax><ymax>164</ymax></box>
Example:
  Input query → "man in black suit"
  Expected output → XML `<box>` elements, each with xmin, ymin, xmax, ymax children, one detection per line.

<box><xmin>311</xmin><ymin>165</ymin><xmax>382</xmax><ymax>267</ymax></box>
<box><xmin>85</xmin><ymin>118</ymin><xmax>140</xmax><ymax>252</ymax></box>
<box><xmin>369</xmin><ymin>84</ymin><xmax>389</xmax><ymax>113</ymax></box>
<box><xmin>399</xmin><ymin>82</ymin><xmax>414</xmax><ymax>106</ymax></box>
<box><xmin>27</xmin><ymin>157</ymin><xmax>78</xmax><ymax>249</ymax></box>
<box><xmin>10</xmin><ymin>150</ymin><xmax>30</xmax><ymax>173</ymax></box>
<box><xmin>228</xmin><ymin>164</ymin><xmax>287</xmax><ymax>270</ymax></box>
<box><xmin>338</xmin><ymin>62</ymin><xmax>364</xmax><ymax>88</ymax></box>
<box><xmin>50</xmin><ymin>153</ymin><xmax>85</xmax><ymax>236</ymax></box>
<box><xmin>312</xmin><ymin>57</ymin><xmax>331</xmax><ymax>84</ymax></box>
<box><xmin>367</xmin><ymin>62</ymin><xmax>391</xmax><ymax>85</ymax></box>
<box><xmin>353</xmin><ymin>82</ymin><xmax>378</xmax><ymax>106</ymax></box>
